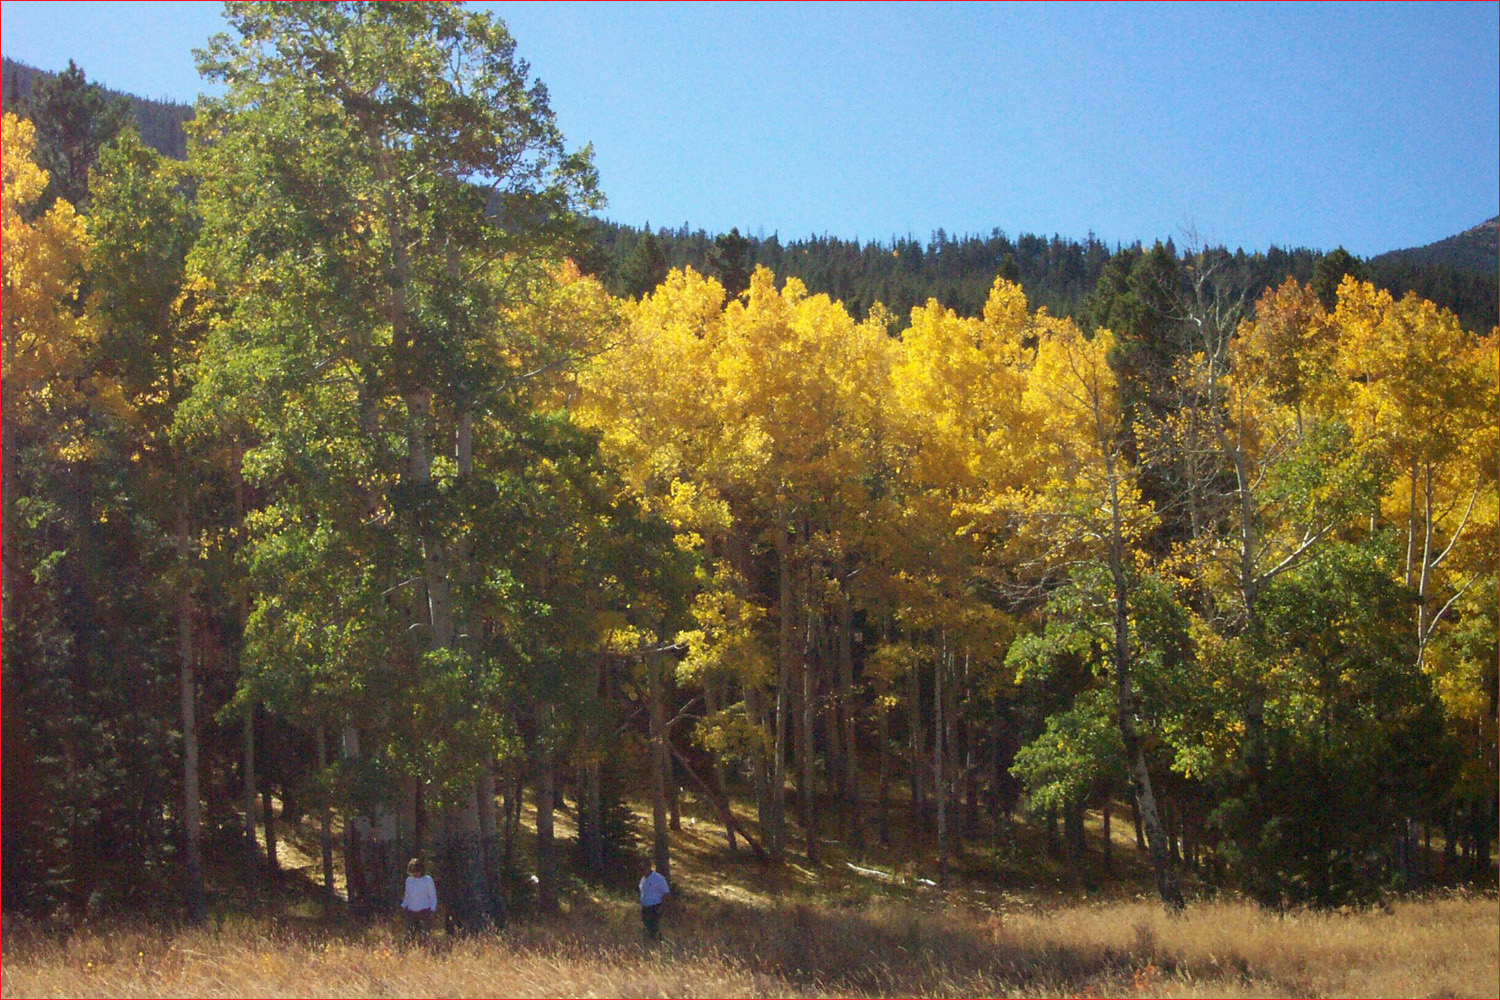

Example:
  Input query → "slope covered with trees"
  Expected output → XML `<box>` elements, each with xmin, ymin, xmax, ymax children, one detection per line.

<box><xmin>2</xmin><ymin>3</ymin><xmax>1496</xmax><ymax>928</ymax></box>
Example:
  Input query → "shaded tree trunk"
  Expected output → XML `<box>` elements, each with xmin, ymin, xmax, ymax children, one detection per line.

<box><xmin>877</xmin><ymin>699</ymin><xmax>891</xmax><ymax>846</ymax></box>
<box><xmin>1102</xmin><ymin>797</ymin><xmax>1113</xmax><ymax>874</ymax></box>
<box><xmin>800</xmin><ymin>607</ymin><xmax>818</xmax><ymax>862</ymax></box>
<box><xmin>909</xmin><ymin>650</ymin><xmax>926</xmax><ymax>827</ymax></box>
<box><xmin>243</xmin><ymin>709</ymin><xmax>257</xmax><ymax>875</ymax></box>
<box><xmin>177</xmin><ymin>506</ymin><xmax>206</xmax><ymax>924</ymax></box>
<box><xmin>534</xmin><ymin>728</ymin><xmax>557</xmax><ymax>913</ymax></box>
<box><xmin>647</xmin><ymin>650</ymin><xmax>671</xmax><ymax>880</ymax></box>
<box><xmin>837</xmin><ymin>592</ymin><xmax>861</xmax><ymax>849</ymax></box>
<box><xmin>934</xmin><ymin>641</ymin><xmax>947</xmax><ymax>888</ymax></box>
<box><xmin>316</xmin><ymin>724</ymin><xmax>335</xmax><ymax>913</ymax></box>
<box><xmin>771</xmin><ymin>522</ymin><xmax>794</xmax><ymax>860</ymax></box>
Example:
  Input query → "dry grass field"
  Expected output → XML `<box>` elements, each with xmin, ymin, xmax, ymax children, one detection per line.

<box><xmin>2</xmin><ymin>891</ymin><xmax>1495</xmax><ymax>998</ymax></box>
<box><xmin>4</xmin><ymin>792</ymin><xmax>1495</xmax><ymax>998</ymax></box>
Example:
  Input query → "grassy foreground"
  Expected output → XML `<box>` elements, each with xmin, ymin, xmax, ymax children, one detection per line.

<box><xmin>3</xmin><ymin>891</ymin><xmax>1495</xmax><ymax>998</ymax></box>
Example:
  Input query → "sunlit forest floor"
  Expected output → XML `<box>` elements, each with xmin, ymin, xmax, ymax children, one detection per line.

<box><xmin>3</xmin><ymin>794</ymin><xmax>1496</xmax><ymax>998</ymax></box>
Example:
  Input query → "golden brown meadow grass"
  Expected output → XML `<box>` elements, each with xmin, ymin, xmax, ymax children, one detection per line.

<box><xmin>3</xmin><ymin>891</ymin><xmax>1495</xmax><ymax>998</ymax></box>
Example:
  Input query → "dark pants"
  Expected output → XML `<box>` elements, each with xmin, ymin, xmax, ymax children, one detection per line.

<box><xmin>640</xmin><ymin>902</ymin><xmax>662</xmax><ymax>940</ymax></box>
<box><xmin>404</xmin><ymin>908</ymin><xmax>434</xmax><ymax>940</ymax></box>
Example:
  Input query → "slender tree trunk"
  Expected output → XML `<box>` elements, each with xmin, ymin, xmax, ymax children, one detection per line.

<box><xmin>177</xmin><ymin>508</ymin><xmax>206</xmax><ymax>924</ymax></box>
<box><xmin>503</xmin><ymin>759</ymin><xmax>522</xmax><ymax>882</ymax></box>
<box><xmin>577</xmin><ymin>654</ymin><xmax>604</xmax><ymax>873</ymax></box>
<box><xmin>877</xmin><ymin>700</ymin><xmax>891</xmax><ymax>846</ymax></box>
<box><xmin>261</xmin><ymin>760</ymin><xmax>279</xmax><ymax>877</ymax></box>
<box><xmin>745</xmin><ymin>686</ymin><xmax>778</xmax><ymax>858</ymax></box>
<box><xmin>243</xmin><ymin>709</ymin><xmax>257</xmax><ymax>874</ymax></box>
<box><xmin>1</xmin><ymin>364</ymin><xmax>14</xmax><ymax>608</ymax></box>
<box><xmin>1064</xmin><ymin>797</ymin><xmax>1085</xmax><ymax>869</ymax></box>
<box><xmin>648</xmin><ymin>650</ymin><xmax>671</xmax><ymax>880</ymax></box>
<box><xmin>704</xmin><ymin>680</ymin><xmax>738</xmax><ymax>853</ymax></box>
<box><xmin>478</xmin><ymin>766</ymin><xmax>500</xmax><ymax>921</ymax></box>
<box><xmin>1103</xmin><ymin>429</ymin><xmax>1184</xmax><ymax>910</ymax></box>
<box><xmin>773</xmin><ymin>521</ymin><xmax>794</xmax><ymax>859</ymax></box>
<box><xmin>535</xmin><ymin>724</ymin><xmax>557</xmax><ymax>913</ymax></box>
<box><xmin>909</xmin><ymin>650</ymin><xmax>926</xmax><ymax>826</ymax></box>
<box><xmin>935</xmin><ymin>641</ymin><xmax>947</xmax><ymax>888</ymax></box>
<box><xmin>800</xmin><ymin>608</ymin><xmax>818</xmax><ymax>862</ymax></box>
<box><xmin>667</xmin><ymin>752</ymin><xmax>681</xmax><ymax>832</ymax></box>
<box><xmin>317</xmin><ymin>725</ymin><xmax>335</xmax><ymax>913</ymax></box>
<box><xmin>838</xmin><ymin>592</ymin><xmax>861</xmax><ymax>849</ymax></box>
<box><xmin>1102</xmin><ymin>797</ymin><xmax>1113</xmax><ymax>874</ymax></box>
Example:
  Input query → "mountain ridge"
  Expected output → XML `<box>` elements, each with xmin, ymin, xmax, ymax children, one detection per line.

<box><xmin>1370</xmin><ymin>216</ymin><xmax>1499</xmax><ymax>275</ymax></box>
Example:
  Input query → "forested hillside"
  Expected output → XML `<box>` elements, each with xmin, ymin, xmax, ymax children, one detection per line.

<box><xmin>1372</xmin><ymin>216</ymin><xmax>1500</xmax><ymax>274</ymax></box>
<box><xmin>3</xmin><ymin>56</ymin><xmax>194</xmax><ymax>159</ymax></box>
<box><xmin>2</xmin><ymin>3</ymin><xmax>1496</xmax><ymax>936</ymax></box>
<box><xmin>5</xmin><ymin>55</ymin><xmax>1495</xmax><ymax>334</ymax></box>
<box><xmin>583</xmin><ymin>218</ymin><xmax>1499</xmax><ymax>334</ymax></box>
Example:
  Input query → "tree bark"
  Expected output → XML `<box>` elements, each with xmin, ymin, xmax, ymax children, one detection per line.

<box><xmin>243</xmin><ymin>709</ymin><xmax>257</xmax><ymax>874</ymax></box>
<box><xmin>667</xmin><ymin>740</ymin><xmax>768</xmax><ymax>860</ymax></box>
<box><xmin>1102</xmin><ymin>797</ymin><xmax>1113</xmax><ymax>874</ymax></box>
<box><xmin>837</xmin><ymin>592</ymin><xmax>861</xmax><ymax>848</ymax></box>
<box><xmin>535</xmin><ymin>727</ymin><xmax>557</xmax><ymax>913</ymax></box>
<box><xmin>935</xmin><ymin>640</ymin><xmax>947</xmax><ymax>888</ymax></box>
<box><xmin>1103</xmin><ymin>413</ymin><xmax>1183</xmax><ymax>910</ymax></box>
<box><xmin>317</xmin><ymin>724</ymin><xmax>336</xmax><ymax>913</ymax></box>
<box><xmin>772</xmin><ymin>520</ymin><xmax>794</xmax><ymax>859</ymax></box>
<box><xmin>703</xmin><ymin>680</ymin><xmax>738</xmax><ymax>853</ymax></box>
<box><xmin>909</xmin><ymin>648</ymin><xmax>926</xmax><ymax>826</ymax></box>
<box><xmin>800</xmin><ymin>606</ymin><xmax>818</xmax><ymax>862</ymax></box>
<box><xmin>177</xmin><ymin>508</ymin><xmax>206</xmax><ymax>924</ymax></box>
<box><xmin>647</xmin><ymin>650</ymin><xmax>671</xmax><ymax>880</ymax></box>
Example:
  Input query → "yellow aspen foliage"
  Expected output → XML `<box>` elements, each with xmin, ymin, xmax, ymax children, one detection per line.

<box><xmin>1331</xmin><ymin>277</ymin><xmax>1498</xmax><ymax>662</ymax></box>
<box><xmin>2</xmin><ymin>112</ymin><xmax>93</xmax><ymax>410</ymax></box>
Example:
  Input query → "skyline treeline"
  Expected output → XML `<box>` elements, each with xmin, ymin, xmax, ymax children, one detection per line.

<box><xmin>5</xmin><ymin>52</ymin><xmax>1496</xmax><ymax>332</ymax></box>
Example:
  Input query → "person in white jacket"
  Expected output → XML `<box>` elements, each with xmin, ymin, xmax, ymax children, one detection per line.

<box><xmin>638</xmin><ymin>861</ymin><xmax>669</xmax><ymax>941</ymax></box>
<box><xmin>402</xmin><ymin>858</ymin><xmax>437</xmax><ymax>939</ymax></box>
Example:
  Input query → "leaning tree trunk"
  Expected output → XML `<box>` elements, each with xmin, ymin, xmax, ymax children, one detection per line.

<box><xmin>1106</xmin><ymin>460</ymin><xmax>1183</xmax><ymax>910</ymax></box>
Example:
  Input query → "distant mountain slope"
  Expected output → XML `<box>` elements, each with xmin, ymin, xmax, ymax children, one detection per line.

<box><xmin>3</xmin><ymin>56</ymin><xmax>192</xmax><ymax>159</ymax></box>
<box><xmin>2</xmin><ymin>55</ymin><xmax>1493</xmax><ymax>331</ymax></box>
<box><xmin>1371</xmin><ymin>217</ymin><xmax>1499</xmax><ymax>275</ymax></box>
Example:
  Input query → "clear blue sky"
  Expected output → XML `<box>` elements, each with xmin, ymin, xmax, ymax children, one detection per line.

<box><xmin>2</xmin><ymin>2</ymin><xmax>1496</xmax><ymax>256</ymax></box>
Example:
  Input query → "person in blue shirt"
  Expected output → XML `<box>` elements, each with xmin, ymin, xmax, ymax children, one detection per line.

<box><xmin>638</xmin><ymin>861</ymin><xmax>669</xmax><ymax>941</ymax></box>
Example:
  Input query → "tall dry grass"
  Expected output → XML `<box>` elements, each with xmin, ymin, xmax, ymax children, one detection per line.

<box><xmin>2</xmin><ymin>891</ymin><xmax>1494</xmax><ymax>998</ymax></box>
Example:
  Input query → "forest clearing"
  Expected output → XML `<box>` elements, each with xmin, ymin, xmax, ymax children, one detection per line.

<box><xmin>3</xmin><ymin>797</ymin><xmax>1496</xmax><ymax>999</ymax></box>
